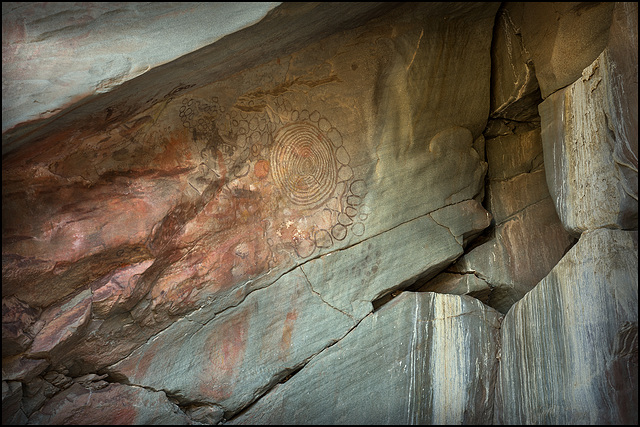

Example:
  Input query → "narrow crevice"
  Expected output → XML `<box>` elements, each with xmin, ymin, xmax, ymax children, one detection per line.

<box><xmin>371</xmin><ymin>289</ymin><xmax>403</xmax><ymax>312</ymax></box>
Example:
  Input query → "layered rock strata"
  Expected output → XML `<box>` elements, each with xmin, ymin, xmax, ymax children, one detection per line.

<box><xmin>1</xmin><ymin>1</ymin><xmax>637</xmax><ymax>425</ymax></box>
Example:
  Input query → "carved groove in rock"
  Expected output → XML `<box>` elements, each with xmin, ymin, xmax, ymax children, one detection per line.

<box><xmin>177</xmin><ymin>95</ymin><xmax>367</xmax><ymax>259</ymax></box>
<box><xmin>271</xmin><ymin>122</ymin><xmax>337</xmax><ymax>208</ymax></box>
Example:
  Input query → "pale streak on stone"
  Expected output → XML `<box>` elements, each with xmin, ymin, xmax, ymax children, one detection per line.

<box><xmin>497</xmin><ymin>229</ymin><xmax>638</xmax><ymax>424</ymax></box>
<box><xmin>429</xmin><ymin>295</ymin><xmax>466</xmax><ymax>425</ymax></box>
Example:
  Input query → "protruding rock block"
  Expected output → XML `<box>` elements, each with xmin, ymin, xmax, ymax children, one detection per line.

<box><xmin>489</xmin><ymin>6</ymin><xmax>541</xmax><ymax>121</ymax></box>
<box><xmin>450</xmin><ymin>197</ymin><xmax>575</xmax><ymax>314</ymax></box>
<box><xmin>417</xmin><ymin>272</ymin><xmax>492</xmax><ymax>305</ymax></box>
<box><xmin>506</xmin><ymin>2</ymin><xmax>615</xmax><ymax>99</ymax></box>
<box><xmin>496</xmin><ymin>229</ymin><xmax>638</xmax><ymax>424</ymax></box>
<box><xmin>302</xmin><ymin>199</ymin><xmax>491</xmax><ymax>320</ymax></box>
<box><xmin>540</xmin><ymin>48</ymin><xmax>638</xmax><ymax>235</ymax></box>
<box><xmin>229</xmin><ymin>292</ymin><xmax>501</xmax><ymax>424</ymax></box>
<box><xmin>448</xmin><ymin>127</ymin><xmax>575</xmax><ymax>314</ymax></box>
<box><xmin>27</xmin><ymin>382</ymin><xmax>191</xmax><ymax>425</ymax></box>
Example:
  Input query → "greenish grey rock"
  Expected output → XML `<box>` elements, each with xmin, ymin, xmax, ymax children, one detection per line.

<box><xmin>540</xmin><ymin>48</ymin><xmax>638</xmax><ymax>235</ymax></box>
<box><xmin>506</xmin><ymin>2</ymin><xmax>615</xmax><ymax>99</ymax></box>
<box><xmin>451</xmin><ymin>125</ymin><xmax>575</xmax><ymax>314</ymax></box>
<box><xmin>486</xmin><ymin>168</ymin><xmax>550</xmax><ymax>225</ymax></box>
<box><xmin>485</xmin><ymin>128</ymin><xmax>544</xmax><ymax>181</ymax></box>
<box><xmin>496</xmin><ymin>228</ymin><xmax>638</xmax><ymax>424</ymax></box>
<box><xmin>107</xmin><ymin>268</ymin><xmax>354</xmax><ymax>415</ymax></box>
<box><xmin>489</xmin><ymin>6</ymin><xmax>541</xmax><ymax>121</ymax></box>
<box><xmin>229</xmin><ymin>292</ymin><xmax>501</xmax><ymax>425</ymax></box>
<box><xmin>450</xmin><ymin>198</ymin><xmax>574</xmax><ymax>314</ymax></box>
<box><xmin>417</xmin><ymin>272</ymin><xmax>492</xmax><ymax>305</ymax></box>
<box><xmin>302</xmin><ymin>199</ymin><xmax>491</xmax><ymax>320</ymax></box>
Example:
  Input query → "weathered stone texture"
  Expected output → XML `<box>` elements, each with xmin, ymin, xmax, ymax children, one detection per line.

<box><xmin>506</xmin><ymin>2</ymin><xmax>615</xmax><ymax>99</ymax></box>
<box><xmin>108</xmin><ymin>268</ymin><xmax>355</xmax><ymax>416</ymax></box>
<box><xmin>496</xmin><ymin>228</ymin><xmax>638</xmax><ymax>424</ymax></box>
<box><xmin>540</xmin><ymin>48</ymin><xmax>639</xmax><ymax>235</ymax></box>
<box><xmin>229</xmin><ymin>292</ymin><xmax>501</xmax><ymax>425</ymax></box>
<box><xmin>302</xmin><ymin>199</ymin><xmax>491</xmax><ymax>320</ymax></box>
<box><xmin>27</xmin><ymin>382</ymin><xmax>191</xmax><ymax>425</ymax></box>
<box><xmin>3</xmin><ymin>3</ymin><xmax>497</xmax><ymax>407</ymax></box>
<box><xmin>449</xmin><ymin>197</ymin><xmax>574</xmax><ymax>314</ymax></box>
<box><xmin>1</xmin><ymin>2</ymin><xmax>281</xmax><ymax>135</ymax></box>
<box><xmin>1</xmin><ymin>2</ymin><xmax>636</xmax><ymax>425</ymax></box>
<box><xmin>427</xmin><ymin>127</ymin><xmax>575</xmax><ymax>314</ymax></box>
<box><xmin>489</xmin><ymin>6</ymin><xmax>541</xmax><ymax>121</ymax></box>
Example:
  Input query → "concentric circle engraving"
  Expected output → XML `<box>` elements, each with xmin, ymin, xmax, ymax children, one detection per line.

<box><xmin>177</xmin><ymin>94</ymin><xmax>368</xmax><ymax>259</ymax></box>
<box><xmin>270</xmin><ymin>123</ymin><xmax>337</xmax><ymax>208</ymax></box>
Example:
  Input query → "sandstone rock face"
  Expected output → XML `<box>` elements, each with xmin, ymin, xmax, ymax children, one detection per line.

<box><xmin>506</xmin><ymin>2</ymin><xmax>615</xmax><ymax>99</ymax></box>
<box><xmin>1</xmin><ymin>2</ymin><xmax>637</xmax><ymax>425</ymax></box>
<box><xmin>425</xmin><ymin>127</ymin><xmax>575</xmax><ymax>314</ymax></box>
<box><xmin>540</xmin><ymin>39</ymin><xmax>638</xmax><ymax>234</ymax></box>
<box><xmin>489</xmin><ymin>6</ymin><xmax>541</xmax><ymax>121</ymax></box>
<box><xmin>496</xmin><ymin>229</ymin><xmax>638</xmax><ymax>424</ymax></box>
<box><xmin>301</xmin><ymin>200</ymin><xmax>491</xmax><ymax>320</ymax></box>
<box><xmin>230</xmin><ymin>292</ymin><xmax>501</xmax><ymax>425</ymax></box>
<box><xmin>108</xmin><ymin>268</ymin><xmax>355</xmax><ymax>416</ymax></box>
<box><xmin>27</xmin><ymin>382</ymin><xmax>191</xmax><ymax>425</ymax></box>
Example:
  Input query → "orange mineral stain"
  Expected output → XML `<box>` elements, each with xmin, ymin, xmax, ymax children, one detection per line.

<box><xmin>254</xmin><ymin>159</ymin><xmax>270</xmax><ymax>180</ymax></box>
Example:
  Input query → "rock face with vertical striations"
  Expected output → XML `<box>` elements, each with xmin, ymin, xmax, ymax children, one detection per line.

<box><xmin>496</xmin><ymin>228</ymin><xmax>638</xmax><ymax>424</ymax></box>
<box><xmin>424</xmin><ymin>126</ymin><xmax>575</xmax><ymax>314</ymax></box>
<box><xmin>539</xmin><ymin>44</ymin><xmax>638</xmax><ymax>234</ymax></box>
<box><xmin>229</xmin><ymin>292</ymin><xmax>501</xmax><ymax>425</ymax></box>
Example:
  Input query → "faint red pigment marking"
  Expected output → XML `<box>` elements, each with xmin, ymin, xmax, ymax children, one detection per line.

<box><xmin>130</xmin><ymin>336</ymin><xmax>162</xmax><ymax>381</ymax></box>
<box><xmin>254</xmin><ymin>159</ymin><xmax>270</xmax><ymax>180</ymax></box>
<box><xmin>200</xmin><ymin>308</ymin><xmax>250</xmax><ymax>401</ymax></box>
<box><xmin>152</xmin><ymin>128</ymin><xmax>191</xmax><ymax>167</ymax></box>
<box><xmin>150</xmin><ymin>222</ymin><xmax>273</xmax><ymax>320</ymax></box>
<box><xmin>280</xmin><ymin>310</ymin><xmax>298</xmax><ymax>357</ymax></box>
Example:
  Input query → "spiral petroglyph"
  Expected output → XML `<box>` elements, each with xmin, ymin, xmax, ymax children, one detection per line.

<box><xmin>270</xmin><ymin>123</ymin><xmax>338</xmax><ymax>208</ymax></box>
<box><xmin>177</xmin><ymin>95</ymin><xmax>368</xmax><ymax>258</ymax></box>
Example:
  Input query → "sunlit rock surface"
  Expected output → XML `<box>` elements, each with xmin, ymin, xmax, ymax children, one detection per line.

<box><xmin>540</xmin><ymin>48</ymin><xmax>638</xmax><ymax>234</ymax></box>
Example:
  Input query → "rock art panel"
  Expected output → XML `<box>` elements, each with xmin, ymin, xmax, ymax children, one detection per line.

<box><xmin>2</xmin><ymin>2</ymin><xmax>509</xmax><ymax>423</ymax></box>
<box><xmin>496</xmin><ymin>229</ymin><xmax>638</xmax><ymax>424</ymax></box>
<box><xmin>108</xmin><ymin>268</ymin><xmax>354</xmax><ymax>416</ymax></box>
<box><xmin>229</xmin><ymin>292</ymin><xmax>501</xmax><ymax>425</ymax></box>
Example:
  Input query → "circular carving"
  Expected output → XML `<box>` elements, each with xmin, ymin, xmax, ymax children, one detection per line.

<box><xmin>270</xmin><ymin>123</ymin><xmax>337</xmax><ymax>208</ymax></box>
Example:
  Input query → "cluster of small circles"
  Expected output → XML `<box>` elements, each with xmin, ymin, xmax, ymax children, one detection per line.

<box><xmin>179</xmin><ymin>97</ymin><xmax>224</xmax><ymax>136</ymax></box>
<box><xmin>177</xmin><ymin>95</ymin><xmax>369</xmax><ymax>258</ymax></box>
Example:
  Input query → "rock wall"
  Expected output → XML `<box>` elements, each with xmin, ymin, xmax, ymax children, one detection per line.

<box><xmin>2</xmin><ymin>2</ymin><xmax>637</xmax><ymax>425</ymax></box>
